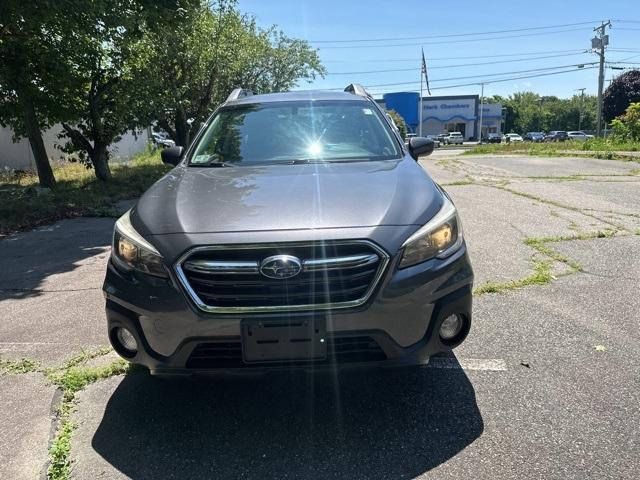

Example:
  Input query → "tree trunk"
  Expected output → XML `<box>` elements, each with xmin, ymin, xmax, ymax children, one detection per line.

<box><xmin>174</xmin><ymin>106</ymin><xmax>190</xmax><ymax>147</ymax></box>
<box><xmin>91</xmin><ymin>143</ymin><xmax>111</xmax><ymax>181</ymax></box>
<box><xmin>22</xmin><ymin>98</ymin><xmax>56</xmax><ymax>188</ymax></box>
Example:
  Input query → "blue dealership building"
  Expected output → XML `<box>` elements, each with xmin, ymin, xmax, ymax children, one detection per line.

<box><xmin>377</xmin><ymin>92</ymin><xmax>503</xmax><ymax>140</ymax></box>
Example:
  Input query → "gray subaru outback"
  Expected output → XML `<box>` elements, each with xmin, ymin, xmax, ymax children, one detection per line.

<box><xmin>103</xmin><ymin>84</ymin><xmax>474</xmax><ymax>374</ymax></box>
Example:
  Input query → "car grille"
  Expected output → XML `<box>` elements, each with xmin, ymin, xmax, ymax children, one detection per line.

<box><xmin>185</xmin><ymin>336</ymin><xmax>387</xmax><ymax>369</ymax></box>
<box><xmin>175</xmin><ymin>241</ymin><xmax>389</xmax><ymax>313</ymax></box>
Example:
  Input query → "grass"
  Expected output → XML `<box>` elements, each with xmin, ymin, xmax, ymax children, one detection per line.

<box><xmin>473</xmin><ymin>258</ymin><xmax>553</xmax><ymax>295</ymax></box>
<box><xmin>523</xmin><ymin>238</ymin><xmax>582</xmax><ymax>272</ymax></box>
<box><xmin>580</xmin><ymin>137</ymin><xmax>640</xmax><ymax>152</ymax></box>
<box><xmin>463</xmin><ymin>138</ymin><xmax>640</xmax><ymax>160</ymax></box>
<box><xmin>0</xmin><ymin>356</ymin><xmax>40</xmax><ymax>375</ymax></box>
<box><xmin>0</xmin><ymin>347</ymin><xmax>135</xmax><ymax>479</ymax></box>
<box><xmin>0</xmin><ymin>148</ymin><xmax>170</xmax><ymax>236</ymax></box>
<box><xmin>530</xmin><ymin>229</ymin><xmax>618</xmax><ymax>244</ymax></box>
<box><xmin>46</xmin><ymin>349</ymin><xmax>134</xmax><ymax>480</ymax></box>
<box><xmin>441</xmin><ymin>179</ymin><xmax>475</xmax><ymax>186</ymax></box>
<box><xmin>473</xmin><ymin>228</ymin><xmax>622</xmax><ymax>296</ymax></box>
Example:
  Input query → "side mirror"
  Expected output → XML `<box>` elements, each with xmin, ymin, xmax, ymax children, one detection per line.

<box><xmin>408</xmin><ymin>137</ymin><xmax>435</xmax><ymax>160</ymax></box>
<box><xmin>161</xmin><ymin>146</ymin><xmax>183</xmax><ymax>166</ymax></box>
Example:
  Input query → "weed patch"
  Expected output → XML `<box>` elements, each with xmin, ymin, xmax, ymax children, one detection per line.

<box><xmin>0</xmin><ymin>150</ymin><xmax>169</xmax><ymax>235</ymax></box>
<box><xmin>0</xmin><ymin>356</ymin><xmax>40</xmax><ymax>375</ymax></box>
<box><xmin>463</xmin><ymin>139</ymin><xmax>640</xmax><ymax>161</ymax></box>
<box><xmin>46</xmin><ymin>348</ymin><xmax>136</xmax><ymax>480</ymax></box>
<box><xmin>441</xmin><ymin>179</ymin><xmax>475</xmax><ymax>186</ymax></box>
<box><xmin>474</xmin><ymin>259</ymin><xmax>553</xmax><ymax>295</ymax></box>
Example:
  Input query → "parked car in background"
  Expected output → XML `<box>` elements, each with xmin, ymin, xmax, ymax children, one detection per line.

<box><xmin>443</xmin><ymin>132</ymin><xmax>464</xmax><ymax>145</ymax></box>
<box><xmin>152</xmin><ymin>132</ymin><xmax>176</xmax><ymax>149</ymax></box>
<box><xmin>437</xmin><ymin>133</ymin><xmax>449</xmax><ymax>144</ymax></box>
<box><xmin>567</xmin><ymin>131</ymin><xmax>594</xmax><ymax>141</ymax></box>
<box><xmin>523</xmin><ymin>132</ymin><xmax>545</xmax><ymax>142</ymax></box>
<box><xmin>545</xmin><ymin>131</ymin><xmax>569</xmax><ymax>142</ymax></box>
<box><xmin>404</xmin><ymin>132</ymin><xmax>417</xmax><ymax>146</ymax></box>
<box><xmin>486</xmin><ymin>133</ymin><xmax>502</xmax><ymax>143</ymax></box>
<box><xmin>103</xmin><ymin>85</ymin><xmax>473</xmax><ymax>375</ymax></box>
<box><xmin>426</xmin><ymin>134</ymin><xmax>441</xmax><ymax>147</ymax></box>
<box><xmin>504</xmin><ymin>133</ymin><xmax>523</xmax><ymax>143</ymax></box>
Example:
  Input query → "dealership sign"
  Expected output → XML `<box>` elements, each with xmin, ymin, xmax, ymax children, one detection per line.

<box><xmin>422</xmin><ymin>100</ymin><xmax>502</xmax><ymax>121</ymax></box>
<box><xmin>422</xmin><ymin>100</ymin><xmax>475</xmax><ymax>121</ymax></box>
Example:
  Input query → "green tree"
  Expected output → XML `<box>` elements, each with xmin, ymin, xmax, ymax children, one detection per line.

<box><xmin>0</xmin><ymin>1</ymin><xmax>68</xmax><ymax>187</ymax></box>
<box><xmin>603</xmin><ymin>70</ymin><xmax>640</xmax><ymax>122</ymax></box>
<box><xmin>611</xmin><ymin>102</ymin><xmax>640</xmax><ymax>141</ymax></box>
<box><xmin>137</xmin><ymin>0</ymin><xmax>325</xmax><ymax>147</ymax></box>
<box><xmin>488</xmin><ymin>91</ymin><xmax>597</xmax><ymax>134</ymax></box>
<box><xmin>386</xmin><ymin>110</ymin><xmax>407</xmax><ymax>139</ymax></box>
<box><xmin>56</xmin><ymin>1</ymin><xmax>194</xmax><ymax>181</ymax></box>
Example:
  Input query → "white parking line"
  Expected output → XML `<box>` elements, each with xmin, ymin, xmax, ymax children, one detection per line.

<box><xmin>428</xmin><ymin>357</ymin><xmax>507</xmax><ymax>371</ymax></box>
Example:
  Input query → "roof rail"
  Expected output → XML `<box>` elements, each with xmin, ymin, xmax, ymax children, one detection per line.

<box><xmin>344</xmin><ymin>83</ymin><xmax>370</xmax><ymax>98</ymax></box>
<box><xmin>226</xmin><ymin>88</ymin><xmax>253</xmax><ymax>103</ymax></box>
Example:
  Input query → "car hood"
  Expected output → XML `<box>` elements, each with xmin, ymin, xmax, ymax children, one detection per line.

<box><xmin>132</xmin><ymin>158</ymin><xmax>442</xmax><ymax>235</ymax></box>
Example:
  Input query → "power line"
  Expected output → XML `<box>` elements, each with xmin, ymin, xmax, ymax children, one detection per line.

<box><xmin>326</xmin><ymin>52</ymin><xmax>590</xmax><ymax>75</ymax></box>
<box><xmin>315</xmin><ymin>66</ymin><xmax>596</xmax><ymax>92</ymax></box>
<box><xmin>342</xmin><ymin>63</ymin><xmax>599</xmax><ymax>89</ymax></box>
<box><xmin>309</xmin><ymin>21</ymin><xmax>600</xmax><ymax>43</ymax></box>
<box><xmin>611</xmin><ymin>53</ymin><xmax>640</xmax><ymax>62</ymax></box>
<box><xmin>321</xmin><ymin>49</ymin><xmax>588</xmax><ymax>63</ymax></box>
<box><xmin>364</xmin><ymin>67</ymin><xmax>599</xmax><ymax>94</ymax></box>
<box><xmin>318</xmin><ymin>27</ymin><xmax>590</xmax><ymax>49</ymax></box>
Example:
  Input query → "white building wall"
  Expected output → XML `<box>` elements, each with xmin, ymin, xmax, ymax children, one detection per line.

<box><xmin>0</xmin><ymin>125</ymin><xmax>150</xmax><ymax>171</ymax></box>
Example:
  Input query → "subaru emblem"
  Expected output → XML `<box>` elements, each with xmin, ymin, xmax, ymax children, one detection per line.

<box><xmin>259</xmin><ymin>255</ymin><xmax>302</xmax><ymax>280</ymax></box>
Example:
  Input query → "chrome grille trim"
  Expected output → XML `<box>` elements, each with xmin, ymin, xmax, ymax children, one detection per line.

<box><xmin>302</xmin><ymin>253</ymin><xmax>379</xmax><ymax>271</ymax></box>
<box><xmin>183</xmin><ymin>260</ymin><xmax>259</xmax><ymax>274</ymax></box>
<box><xmin>174</xmin><ymin>240</ymin><xmax>390</xmax><ymax>314</ymax></box>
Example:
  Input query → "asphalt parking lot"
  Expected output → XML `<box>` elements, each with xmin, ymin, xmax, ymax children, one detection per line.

<box><xmin>1</xmin><ymin>151</ymin><xmax>639</xmax><ymax>479</ymax></box>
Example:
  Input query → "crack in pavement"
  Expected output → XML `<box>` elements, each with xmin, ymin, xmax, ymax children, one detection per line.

<box><xmin>578</xmin><ymin>270</ymin><xmax>639</xmax><ymax>282</ymax></box>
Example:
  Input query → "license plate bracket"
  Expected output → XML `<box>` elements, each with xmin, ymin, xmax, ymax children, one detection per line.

<box><xmin>241</xmin><ymin>319</ymin><xmax>327</xmax><ymax>363</ymax></box>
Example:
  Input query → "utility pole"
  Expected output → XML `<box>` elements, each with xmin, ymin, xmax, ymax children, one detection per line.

<box><xmin>477</xmin><ymin>83</ymin><xmax>485</xmax><ymax>143</ymax></box>
<box><xmin>592</xmin><ymin>20</ymin><xmax>611</xmax><ymax>137</ymax></box>
<box><xmin>419</xmin><ymin>67</ymin><xmax>423</xmax><ymax>137</ymax></box>
<box><xmin>575</xmin><ymin>87</ymin><xmax>586</xmax><ymax>130</ymax></box>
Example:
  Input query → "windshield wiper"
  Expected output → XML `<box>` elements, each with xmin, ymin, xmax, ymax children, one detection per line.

<box><xmin>198</xmin><ymin>161</ymin><xmax>233</xmax><ymax>167</ymax></box>
<box><xmin>190</xmin><ymin>155</ymin><xmax>234</xmax><ymax>167</ymax></box>
<box><xmin>261</xmin><ymin>158</ymin><xmax>323</xmax><ymax>165</ymax></box>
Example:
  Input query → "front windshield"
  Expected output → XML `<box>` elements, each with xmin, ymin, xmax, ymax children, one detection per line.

<box><xmin>189</xmin><ymin>100</ymin><xmax>401</xmax><ymax>166</ymax></box>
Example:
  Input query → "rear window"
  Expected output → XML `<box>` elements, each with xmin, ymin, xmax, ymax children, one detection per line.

<box><xmin>189</xmin><ymin>100</ymin><xmax>401</xmax><ymax>166</ymax></box>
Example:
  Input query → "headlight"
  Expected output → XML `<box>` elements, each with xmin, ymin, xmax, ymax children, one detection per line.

<box><xmin>398</xmin><ymin>194</ymin><xmax>463</xmax><ymax>268</ymax></box>
<box><xmin>112</xmin><ymin>210</ymin><xmax>167</xmax><ymax>277</ymax></box>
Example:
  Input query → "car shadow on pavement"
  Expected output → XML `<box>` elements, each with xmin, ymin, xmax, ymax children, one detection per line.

<box><xmin>92</xmin><ymin>358</ymin><xmax>483</xmax><ymax>479</ymax></box>
<box><xmin>0</xmin><ymin>218</ymin><xmax>114</xmax><ymax>301</ymax></box>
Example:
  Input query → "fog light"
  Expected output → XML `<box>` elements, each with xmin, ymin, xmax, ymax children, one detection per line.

<box><xmin>115</xmin><ymin>327</ymin><xmax>138</xmax><ymax>354</ymax></box>
<box><xmin>439</xmin><ymin>314</ymin><xmax>463</xmax><ymax>341</ymax></box>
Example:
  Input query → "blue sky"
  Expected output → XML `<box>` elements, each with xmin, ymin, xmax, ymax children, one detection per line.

<box><xmin>238</xmin><ymin>0</ymin><xmax>640</xmax><ymax>99</ymax></box>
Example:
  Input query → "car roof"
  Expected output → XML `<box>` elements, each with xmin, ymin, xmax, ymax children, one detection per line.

<box><xmin>224</xmin><ymin>90</ymin><xmax>370</xmax><ymax>106</ymax></box>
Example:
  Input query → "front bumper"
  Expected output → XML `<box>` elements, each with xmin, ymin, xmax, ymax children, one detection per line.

<box><xmin>103</xmin><ymin>243</ymin><xmax>473</xmax><ymax>375</ymax></box>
